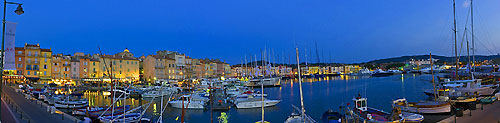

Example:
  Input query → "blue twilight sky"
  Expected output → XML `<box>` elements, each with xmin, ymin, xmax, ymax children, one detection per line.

<box><xmin>5</xmin><ymin>0</ymin><xmax>500</xmax><ymax>64</ymax></box>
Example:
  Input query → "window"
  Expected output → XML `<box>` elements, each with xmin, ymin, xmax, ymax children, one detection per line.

<box><xmin>65</xmin><ymin>67</ymin><xmax>68</xmax><ymax>71</ymax></box>
<box><xmin>44</xmin><ymin>65</ymin><xmax>47</xmax><ymax>69</ymax></box>
<box><xmin>93</xmin><ymin>68</ymin><xmax>96</xmax><ymax>72</ymax></box>
<box><xmin>34</xmin><ymin>71</ymin><xmax>37</xmax><ymax>75</ymax></box>
<box><xmin>18</xmin><ymin>58</ymin><xmax>21</xmax><ymax>61</ymax></box>
<box><xmin>128</xmin><ymin>69</ymin><xmax>130</xmax><ymax>72</ymax></box>
<box><xmin>119</xmin><ymin>60</ymin><xmax>122</xmax><ymax>63</ymax></box>
<box><xmin>27</xmin><ymin>58</ymin><xmax>31</xmax><ymax>63</ymax></box>
<box><xmin>136</xmin><ymin>61</ymin><xmax>138</xmax><ymax>64</ymax></box>
<box><xmin>73</xmin><ymin>68</ymin><xmax>76</xmax><ymax>71</ymax></box>
<box><xmin>26</xmin><ymin>65</ymin><xmax>31</xmax><ymax>70</ymax></box>
<box><xmin>93</xmin><ymin>62</ymin><xmax>95</xmax><ymax>66</ymax></box>
<box><xmin>17</xmin><ymin>64</ymin><xmax>21</xmax><ymax>68</ymax></box>
<box><xmin>27</xmin><ymin>71</ymin><xmax>30</xmax><ymax>75</ymax></box>
<box><xmin>44</xmin><ymin>59</ymin><xmax>47</xmax><ymax>62</ymax></box>
<box><xmin>120</xmin><ymin>65</ymin><xmax>122</xmax><ymax>68</ymax></box>
<box><xmin>65</xmin><ymin>74</ymin><xmax>67</xmax><ymax>77</ymax></box>
<box><xmin>44</xmin><ymin>71</ymin><xmax>46</xmax><ymax>75</ymax></box>
<box><xmin>27</xmin><ymin>51</ymin><xmax>31</xmax><ymax>56</ymax></box>
<box><xmin>33</xmin><ymin>65</ymin><xmax>39</xmax><ymax>70</ymax></box>
<box><xmin>17</xmin><ymin>51</ymin><xmax>21</xmax><ymax>54</ymax></box>
<box><xmin>34</xmin><ymin>59</ymin><xmax>38</xmax><ymax>63</ymax></box>
<box><xmin>84</xmin><ymin>68</ymin><xmax>87</xmax><ymax>72</ymax></box>
<box><xmin>35</xmin><ymin>52</ymin><xmax>38</xmax><ymax>56</ymax></box>
<box><xmin>65</xmin><ymin>62</ymin><xmax>68</xmax><ymax>65</ymax></box>
<box><xmin>127</xmin><ymin>61</ymin><xmax>129</xmax><ymax>64</ymax></box>
<box><xmin>54</xmin><ymin>67</ymin><xmax>57</xmax><ymax>71</ymax></box>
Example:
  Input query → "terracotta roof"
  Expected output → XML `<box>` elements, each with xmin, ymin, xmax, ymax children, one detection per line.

<box><xmin>102</xmin><ymin>55</ymin><xmax>138</xmax><ymax>60</ymax></box>
<box><xmin>25</xmin><ymin>44</ymin><xmax>39</xmax><ymax>47</ymax></box>
<box><xmin>150</xmin><ymin>55</ymin><xmax>174</xmax><ymax>60</ymax></box>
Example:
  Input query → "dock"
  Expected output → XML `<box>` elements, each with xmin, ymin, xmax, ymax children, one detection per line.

<box><xmin>439</xmin><ymin>100</ymin><xmax>500</xmax><ymax>123</ymax></box>
<box><xmin>2</xmin><ymin>85</ymin><xmax>81</xmax><ymax>123</ymax></box>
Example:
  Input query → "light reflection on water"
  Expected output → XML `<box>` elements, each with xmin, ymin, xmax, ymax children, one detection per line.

<box><xmin>75</xmin><ymin>73</ymin><xmax>434</xmax><ymax>123</ymax></box>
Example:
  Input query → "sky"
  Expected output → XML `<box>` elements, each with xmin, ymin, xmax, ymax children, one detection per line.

<box><xmin>5</xmin><ymin>0</ymin><xmax>500</xmax><ymax>64</ymax></box>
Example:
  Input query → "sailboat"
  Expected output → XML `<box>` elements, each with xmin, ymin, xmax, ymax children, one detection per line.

<box><xmin>284</xmin><ymin>47</ymin><xmax>316</xmax><ymax>123</ymax></box>
<box><xmin>393</xmin><ymin>53</ymin><xmax>452</xmax><ymax>114</ymax></box>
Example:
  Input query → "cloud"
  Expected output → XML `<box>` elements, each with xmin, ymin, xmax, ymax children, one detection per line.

<box><xmin>463</xmin><ymin>1</ymin><xmax>470</xmax><ymax>8</ymax></box>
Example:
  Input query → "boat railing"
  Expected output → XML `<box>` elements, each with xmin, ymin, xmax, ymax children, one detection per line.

<box><xmin>291</xmin><ymin>104</ymin><xmax>317</xmax><ymax>123</ymax></box>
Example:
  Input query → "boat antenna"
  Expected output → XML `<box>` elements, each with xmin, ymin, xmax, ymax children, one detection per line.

<box><xmin>296</xmin><ymin>47</ymin><xmax>306</xmax><ymax>122</ymax></box>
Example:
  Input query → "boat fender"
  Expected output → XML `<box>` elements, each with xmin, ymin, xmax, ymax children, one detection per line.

<box><xmin>367</xmin><ymin>114</ymin><xmax>372</xmax><ymax>120</ymax></box>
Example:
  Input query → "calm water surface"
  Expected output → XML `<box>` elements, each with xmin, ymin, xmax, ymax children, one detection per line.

<box><xmin>82</xmin><ymin>73</ymin><xmax>436</xmax><ymax>123</ymax></box>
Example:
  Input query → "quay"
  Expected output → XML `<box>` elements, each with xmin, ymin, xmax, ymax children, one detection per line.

<box><xmin>1</xmin><ymin>85</ymin><xmax>81</xmax><ymax>123</ymax></box>
<box><xmin>439</xmin><ymin>100</ymin><xmax>500</xmax><ymax>123</ymax></box>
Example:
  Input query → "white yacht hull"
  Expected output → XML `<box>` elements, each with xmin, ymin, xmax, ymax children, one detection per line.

<box><xmin>235</xmin><ymin>100</ymin><xmax>280</xmax><ymax>109</ymax></box>
<box><xmin>168</xmin><ymin>101</ymin><xmax>205</xmax><ymax>109</ymax></box>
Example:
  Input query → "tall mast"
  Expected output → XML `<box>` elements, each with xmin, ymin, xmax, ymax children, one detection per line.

<box><xmin>471</xmin><ymin>0</ymin><xmax>475</xmax><ymax>74</ymax></box>
<box><xmin>453</xmin><ymin>0</ymin><xmax>459</xmax><ymax>80</ymax></box>
<box><xmin>431</xmin><ymin>52</ymin><xmax>437</xmax><ymax>101</ymax></box>
<box><xmin>296</xmin><ymin>47</ymin><xmax>306</xmax><ymax>122</ymax></box>
<box><xmin>245</xmin><ymin>55</ymin><xmax>248</xmax><ymax>77</ymax></box>
<box><xmin>260</xmin><ymin>49</ymin><xmax>265</xmax><ymax>123</ymax></box>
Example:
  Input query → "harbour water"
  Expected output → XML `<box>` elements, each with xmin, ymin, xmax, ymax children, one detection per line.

<box><xmin>81</xmin><ymin>73</ymin><xmax>437</xmax><ymax>122</ymax></box>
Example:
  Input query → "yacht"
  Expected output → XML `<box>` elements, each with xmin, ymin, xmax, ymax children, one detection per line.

<box><xmin>234</xmin><ymin>95</ymin><xmax>280</xmax><ymax>109</ymax></box>
<box><xmin>245</xmin><ymin>77</ymin><xmax>281</xmax><ymax>87</ymax></box>
<box><xmin>168</xmin><ymin>95</ymin><xmax>206</xmax><ymax>109</ymax></box>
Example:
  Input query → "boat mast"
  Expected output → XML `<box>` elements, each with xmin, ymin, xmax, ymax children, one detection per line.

<box><xmin>260</xmin><ymin>49</ymin><xmax>265</xmax><ymax>123</ymax></box>
<box><xmin>453</xmin><ymin>0</ymin><xmax>459</xmax><ymax>80</ymax></box>
<box><xmin>296</xmin><ymin>47</ymin><xmax>306</xmax><ymax>122</ymax></box>
<box><xmin>98</xmin><ymin>46</ymin><xmax>115</xmax><ymax>118</ymax></box>
<box><xmin>470</xmin><ymin>0</ymin><xmax>475</xmax><ymax>75</ymax></box>
<box><xmin>245</xmin><ymin>55</ymin><xmax>248</xmax><ymax>77</ymax></box>
<box><xmin>431</xmin><ymin>52</ymin><xmax>438</xmax><ymax>101</ymax></box>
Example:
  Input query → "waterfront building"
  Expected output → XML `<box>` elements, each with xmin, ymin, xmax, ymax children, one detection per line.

<box><xmin>14</xmin><ymin>43</ymin><xmax>52</xmax><ymax>83</ymax></box>
<box><xmin>94</xmin><ymin>48</ymin><xmax>140</xmax><ymax>82</ymax></box>
<box><xmin>51</xmin><ymin>54</ymin><xmax>72</xmax><ymax>84</ymax></box>
<box><xmin>144</xmin><ymin>55</ymin><xmax>169</xmax><ymax>82</ymax></box>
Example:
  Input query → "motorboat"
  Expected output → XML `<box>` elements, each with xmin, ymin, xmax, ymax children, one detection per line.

<box><xmin>54</xmin><ymin>99</ymin><xmax>88</xmax><ymax>108</ymax></box>
<box><xmin>321</xmin><ymin>110</ymin><xmax>343</xmax><ymax>123</ymax></box>
<box><xmin>392</xmin><ymin>98</ymin><xmax>451</xmax><ymax>114</ymax></box>
<box><xmin>168</xmin><ymin>95</ymin><xmax>206</xmax><ymax>109</ymax></box>
<box><xmin>99</xmin><ymin>113</ymin><xmax>151</xmax><ymax>123</ymax></box>
<box><xmin>371</xmin><ymin>69</ymin><xmax>394</xmax><ymax>77</ymax></box>
<box><xmin>245</xmin><ymin>77</ymin><xmax>281</xmax><ymax>87</ymax></box>
<box><xmin>234</xmin><ymin>95</ymin><xmax>280</xmax><ymax>109</ymax></box>
<box><xmin>349</xmin><ymin>95</ymin><xmax>424</xmax><ymax>122</ymax></box>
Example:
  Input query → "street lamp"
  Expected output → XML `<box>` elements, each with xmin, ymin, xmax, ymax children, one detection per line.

<box><xmin>0</xmin><ymin>0</ymin><xmax>23</xmax><ymax>121</ymax></box>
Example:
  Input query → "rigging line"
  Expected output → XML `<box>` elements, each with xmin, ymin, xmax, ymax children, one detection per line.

<box><xmin>474</xmin><ymin>5</ymin><xmax>500</xmax><ymax>53</ymax></box>
<box><xmin>474</xmin><ymin>37</ymin><xmax>496</xmax><ymax>55</ymax></box>
<box><xmin>457</xmin><ymin>7</ymin><xmax>472</xmax><ymax>62</ymax></box>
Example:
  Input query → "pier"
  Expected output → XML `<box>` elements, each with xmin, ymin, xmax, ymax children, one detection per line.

<box><xmin>439</xmin><ymin>100</ymin><xmax>500</xmax><ymax>123</ymax></box>
<box><xmin>2</xmin><ymin>85</ymin><xmax>81</xmax><ymax>123</ymax></box>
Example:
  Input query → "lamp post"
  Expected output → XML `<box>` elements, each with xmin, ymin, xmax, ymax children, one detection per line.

<box><xmin>0</xmin><ymin>0</ymin><xmax>23</xmax><ymax>121</ymax></box>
